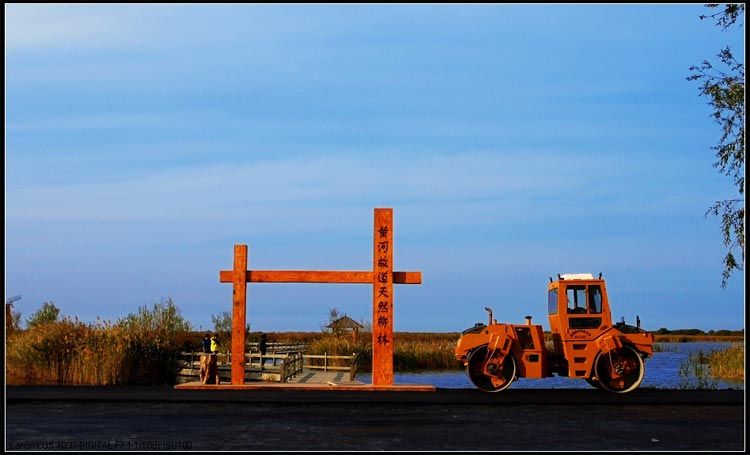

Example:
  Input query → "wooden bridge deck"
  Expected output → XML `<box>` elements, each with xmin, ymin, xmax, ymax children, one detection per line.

<box><xmin>177</xmin><ymin>367</ymin><xmax>362</xmax><ymax>385</ymax></box>
<box><xmin>287</xmin><ymin>369</ymin><xmax>363</xmax><ymax>385</ymax></box>
<box><xmin>174</xmin><ymin>352</ymin><xmax>434</xmax><ymax>391</ymax></box>
<box><xmin>176</xmin><ymin>351</ymin><xmax>359</xmax><ymax>385</ymax></box>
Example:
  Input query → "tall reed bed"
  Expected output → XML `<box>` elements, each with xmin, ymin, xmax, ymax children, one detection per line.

<box><xmin>268</xmin><ymin>331</ymin><xmax>462</xmax><ymax>372</ymax></box>
<box><xmin>678</xmin><ymin>350</ymin><xmax>717</xmax><ymax>389</ymax></box>
<box><xmin>6</xmin><ymin>299</ymin><xmax>192</xmax><ymax>385</ymax></box>
<box><xmin>707</xmin><ymin>343</ymin><xmax>744</xmax><ymax>381</ymax></box>
<box><xmin>652</xmin><ymin>343</ymin><xmax>678</xmax><ymax>352</ymax></box>
<box><xmin>307</xmin><ymin>333</ymin><xmax>370</xmax><ymax>371</ymax></box>
<box><xmin>678</xmin><ymin>343</ymin><xmax>745</xmax><ymax>388</ymax></box>
<box><xmin>392</xmin><ymin>332</ymin><xmax>461</xmax><ymax>371</ymax></box>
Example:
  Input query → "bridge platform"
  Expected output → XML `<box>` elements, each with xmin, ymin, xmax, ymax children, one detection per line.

<box><xmin>174</xmin><ymin>368</ymin><xmax>435</xmax><ymax>391</ymax></box>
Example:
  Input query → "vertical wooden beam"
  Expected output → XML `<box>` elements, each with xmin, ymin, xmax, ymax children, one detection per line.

<box><xmin>231</xmin><ymin>244</ymin><xmax>248</xmax><ymax>385</ymax></box>
<box><xmin>372</xmin><ymin>208</ymin><xmax>394</xmax><ymax>386</ymax></box>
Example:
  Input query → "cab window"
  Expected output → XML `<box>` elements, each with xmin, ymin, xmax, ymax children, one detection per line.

<box><xmin>588</xmin><ymin>286</ymin><xmax>602</xmax><ymax>314</ymax></box>
<box><xmin>548</xmin><ymin>289</ymin><xmax>558</xmax><ymax>315</ymax></box>
<box><xmin>566</xmin><ymin>286</ymin><xmax>587</xmax><ymax>314</ymax></box>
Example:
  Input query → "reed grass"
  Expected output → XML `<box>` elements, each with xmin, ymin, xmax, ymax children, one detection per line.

<box><xmin>707</xmin><ymin>343</ymin><xmax>744</xmax><ymax>381</ymax></box>
<box><xmin>678</xmin><ymin>343</ymin><xmax>744</xmax><ymax>389</ymax></box>
<box><xmin>652</xmin><ymin>343</ymin><xmax>678</xmax><ymax>352</ymax></box>
<box><xmin>264</xmin><ymin>331</ymin><xmax>462</xmax><ymax>372</ymax></box>
<box><xmin>6</xmin><ymin>299</ymin><xmax>192</xmax><ymax>386</ymax></box>
<box><xmin>678</xmin><ymin>349</ymin><xmax>718</xmax><ymax>389</ymax></box>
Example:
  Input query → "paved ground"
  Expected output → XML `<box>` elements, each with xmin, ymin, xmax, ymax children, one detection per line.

<box><xmin>5</xmin><ymin>387</ymin><xmax>745</xmax><ymax>451</ymax></box>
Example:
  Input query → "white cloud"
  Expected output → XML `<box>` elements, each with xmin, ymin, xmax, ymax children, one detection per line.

<box><xmin>5</xmin><ymin>152</ymin><xmax>599</xmax><ymax>227</ymax></box>
<box><xmin>7</xmin><ymin>112</ymin><xmax>187</xmax><ymax>131</ymax></box>
<box><xmin>4</xmin><ymin>5</ymin><xmax>146</xmax><ymax>51</ymax></box>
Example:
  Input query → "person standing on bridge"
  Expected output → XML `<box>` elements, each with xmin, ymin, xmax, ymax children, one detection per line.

<box><xmin>259</xmin><ymin>333</ymin><xmax>268</xmax><ymax>372</ymax></box>
<box><xmin>200</xmin><ymin>333</ymin><xmax>219</xmax><ymax>384</ymax></box>
<box><xmin>202</xmin><ymin>332</ymin><xmax>211</xmax><ymax>354</ymax></box>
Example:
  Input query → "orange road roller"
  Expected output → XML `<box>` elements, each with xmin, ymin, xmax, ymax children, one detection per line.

<box><xmin>455</xmin><ymin>273</ymin><xmax>654</xmax><ymax>393</ymax></box>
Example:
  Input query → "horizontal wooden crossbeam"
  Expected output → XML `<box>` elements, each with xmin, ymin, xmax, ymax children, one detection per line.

<box><xmin>219</xmin><ymin>270</ymin><xmax>421</xmax><ymax>284</ymax></box>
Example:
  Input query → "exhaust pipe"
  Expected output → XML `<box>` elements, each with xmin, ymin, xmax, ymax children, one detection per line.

<box><xmin>484</xmin><ymin>307</ymin><xmax>493</xmax><ymax>326</ymax></box>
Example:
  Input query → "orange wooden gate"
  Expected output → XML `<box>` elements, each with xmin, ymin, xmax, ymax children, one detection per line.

<box><xmin>219</xmin><ymin>208</ymin><xmax>422</xmax><ymax>386</ymax></box>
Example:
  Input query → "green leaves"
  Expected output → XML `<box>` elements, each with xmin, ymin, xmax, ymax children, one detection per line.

<box><xmin>689</xmin><ymin>4</ymin><xmax>745</xmax><ymax>287</ymax></box>
<box><xmin>699</xmin><ymin>3</ymin><xmax>744</xmax><ymax>29</ymax></box>
<box><xmin>26</xmin><ymin>301</ymin><xmax>61</xmax><ymax>328</ymax></box>
<box><xmin>119</xmin><ymin>297</ymin><xmax>192</xmax><ymax>334</ymax></box>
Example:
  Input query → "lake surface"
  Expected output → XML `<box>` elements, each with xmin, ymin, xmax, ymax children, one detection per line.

<box><xmin>358</xmin><ymin>342</ymin><xmax>744</xmax><ymax>390</ymax></box>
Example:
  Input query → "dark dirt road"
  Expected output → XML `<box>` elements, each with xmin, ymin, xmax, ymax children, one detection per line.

<box><xmin>5</xmin><ymin>387</ymin><xmax>745</xmax><ymax>451</ymax></box>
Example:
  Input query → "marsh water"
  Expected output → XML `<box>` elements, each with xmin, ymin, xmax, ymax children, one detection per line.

<box><xmin>358</xmin><ymin>342</ymin><xmax>744</xmax><ymax>389</ymax></box>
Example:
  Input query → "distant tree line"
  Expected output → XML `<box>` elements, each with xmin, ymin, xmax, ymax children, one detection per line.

<box><xmin>654</xmin><ymin>327</ymin><xmax>744</xmax><ymax>336</ymax></box>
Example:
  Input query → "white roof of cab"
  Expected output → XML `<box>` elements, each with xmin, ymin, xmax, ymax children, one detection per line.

<box><xmin>560</xmin><ymin>273</ymin><xmax>595</xmax><ymax>280</ymax></box>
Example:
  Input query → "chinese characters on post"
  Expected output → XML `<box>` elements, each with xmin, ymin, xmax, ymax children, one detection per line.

<box><xmin>372</xmin><ymin>208</ymin><xmax>393</xmax><ymax>386</ymax></box>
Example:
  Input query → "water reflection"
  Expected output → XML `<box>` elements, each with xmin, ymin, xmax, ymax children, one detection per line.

<box><xmin>358</xmin><ymin>342</ymin><xmax>743</xmax><ymax>389</ymax></box>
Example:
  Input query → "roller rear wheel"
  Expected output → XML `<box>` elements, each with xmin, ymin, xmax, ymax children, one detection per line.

<box><xmin>466</xmin><ymin>345</ymin><xmax>516</xmax><ymax>392</ymax></box>
<box><xmin>594</xmin><ymin>346</ymin><xmax>645</xmax><ymax>393</ymax></box>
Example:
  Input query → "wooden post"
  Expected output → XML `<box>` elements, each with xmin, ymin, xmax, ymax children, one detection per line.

<box><xmin>372</xmin><ymin>208</ymin><xmax>394</xmax><ymax>386</ymax></box>
<box><xmin>231</xmin><ymin>245</ymin><xmax>248</xmax><ymax>385</ymax></box>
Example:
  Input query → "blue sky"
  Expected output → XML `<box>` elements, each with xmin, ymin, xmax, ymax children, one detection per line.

<box><xmin>5</xmin><ymin>4</ymin><xmax>745</xmax><ymax>332</ymax></box>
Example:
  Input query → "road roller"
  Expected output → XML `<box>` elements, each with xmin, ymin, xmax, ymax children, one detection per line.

<box><xmin>455</xmin><ymin>273</ymin><xmax>654</xmax><ymax>393</ymax></box>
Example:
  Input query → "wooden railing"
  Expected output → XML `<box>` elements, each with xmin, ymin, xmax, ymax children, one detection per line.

<box><xmin>177</xmin><ymin>349</ymin><xmax>357</xmax><ymax>383</ymax></box>
<box><xmin>177</xmin><ymin>351</ymin><xmax>304</xmax><ymax>383</ymax></box>
<box><xmin>280</xmin><ymin>351</ymin><xmax>304</xmax><ymax>382</ymax></box>
<box><xmin>247</xmin><ymin>342</ymin><xmax>308</xmax><ymax>353</ymax></box>
<box><xmin>302</xmin><ymin>352</ymin><xmax>358</xmax><ymax>381</ymax></box>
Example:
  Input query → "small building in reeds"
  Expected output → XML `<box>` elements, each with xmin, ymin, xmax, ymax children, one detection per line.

<box><xmin>326</xmin><ymin>315</ymin><xmax>364</xmax><ymax>337</ymax></box>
